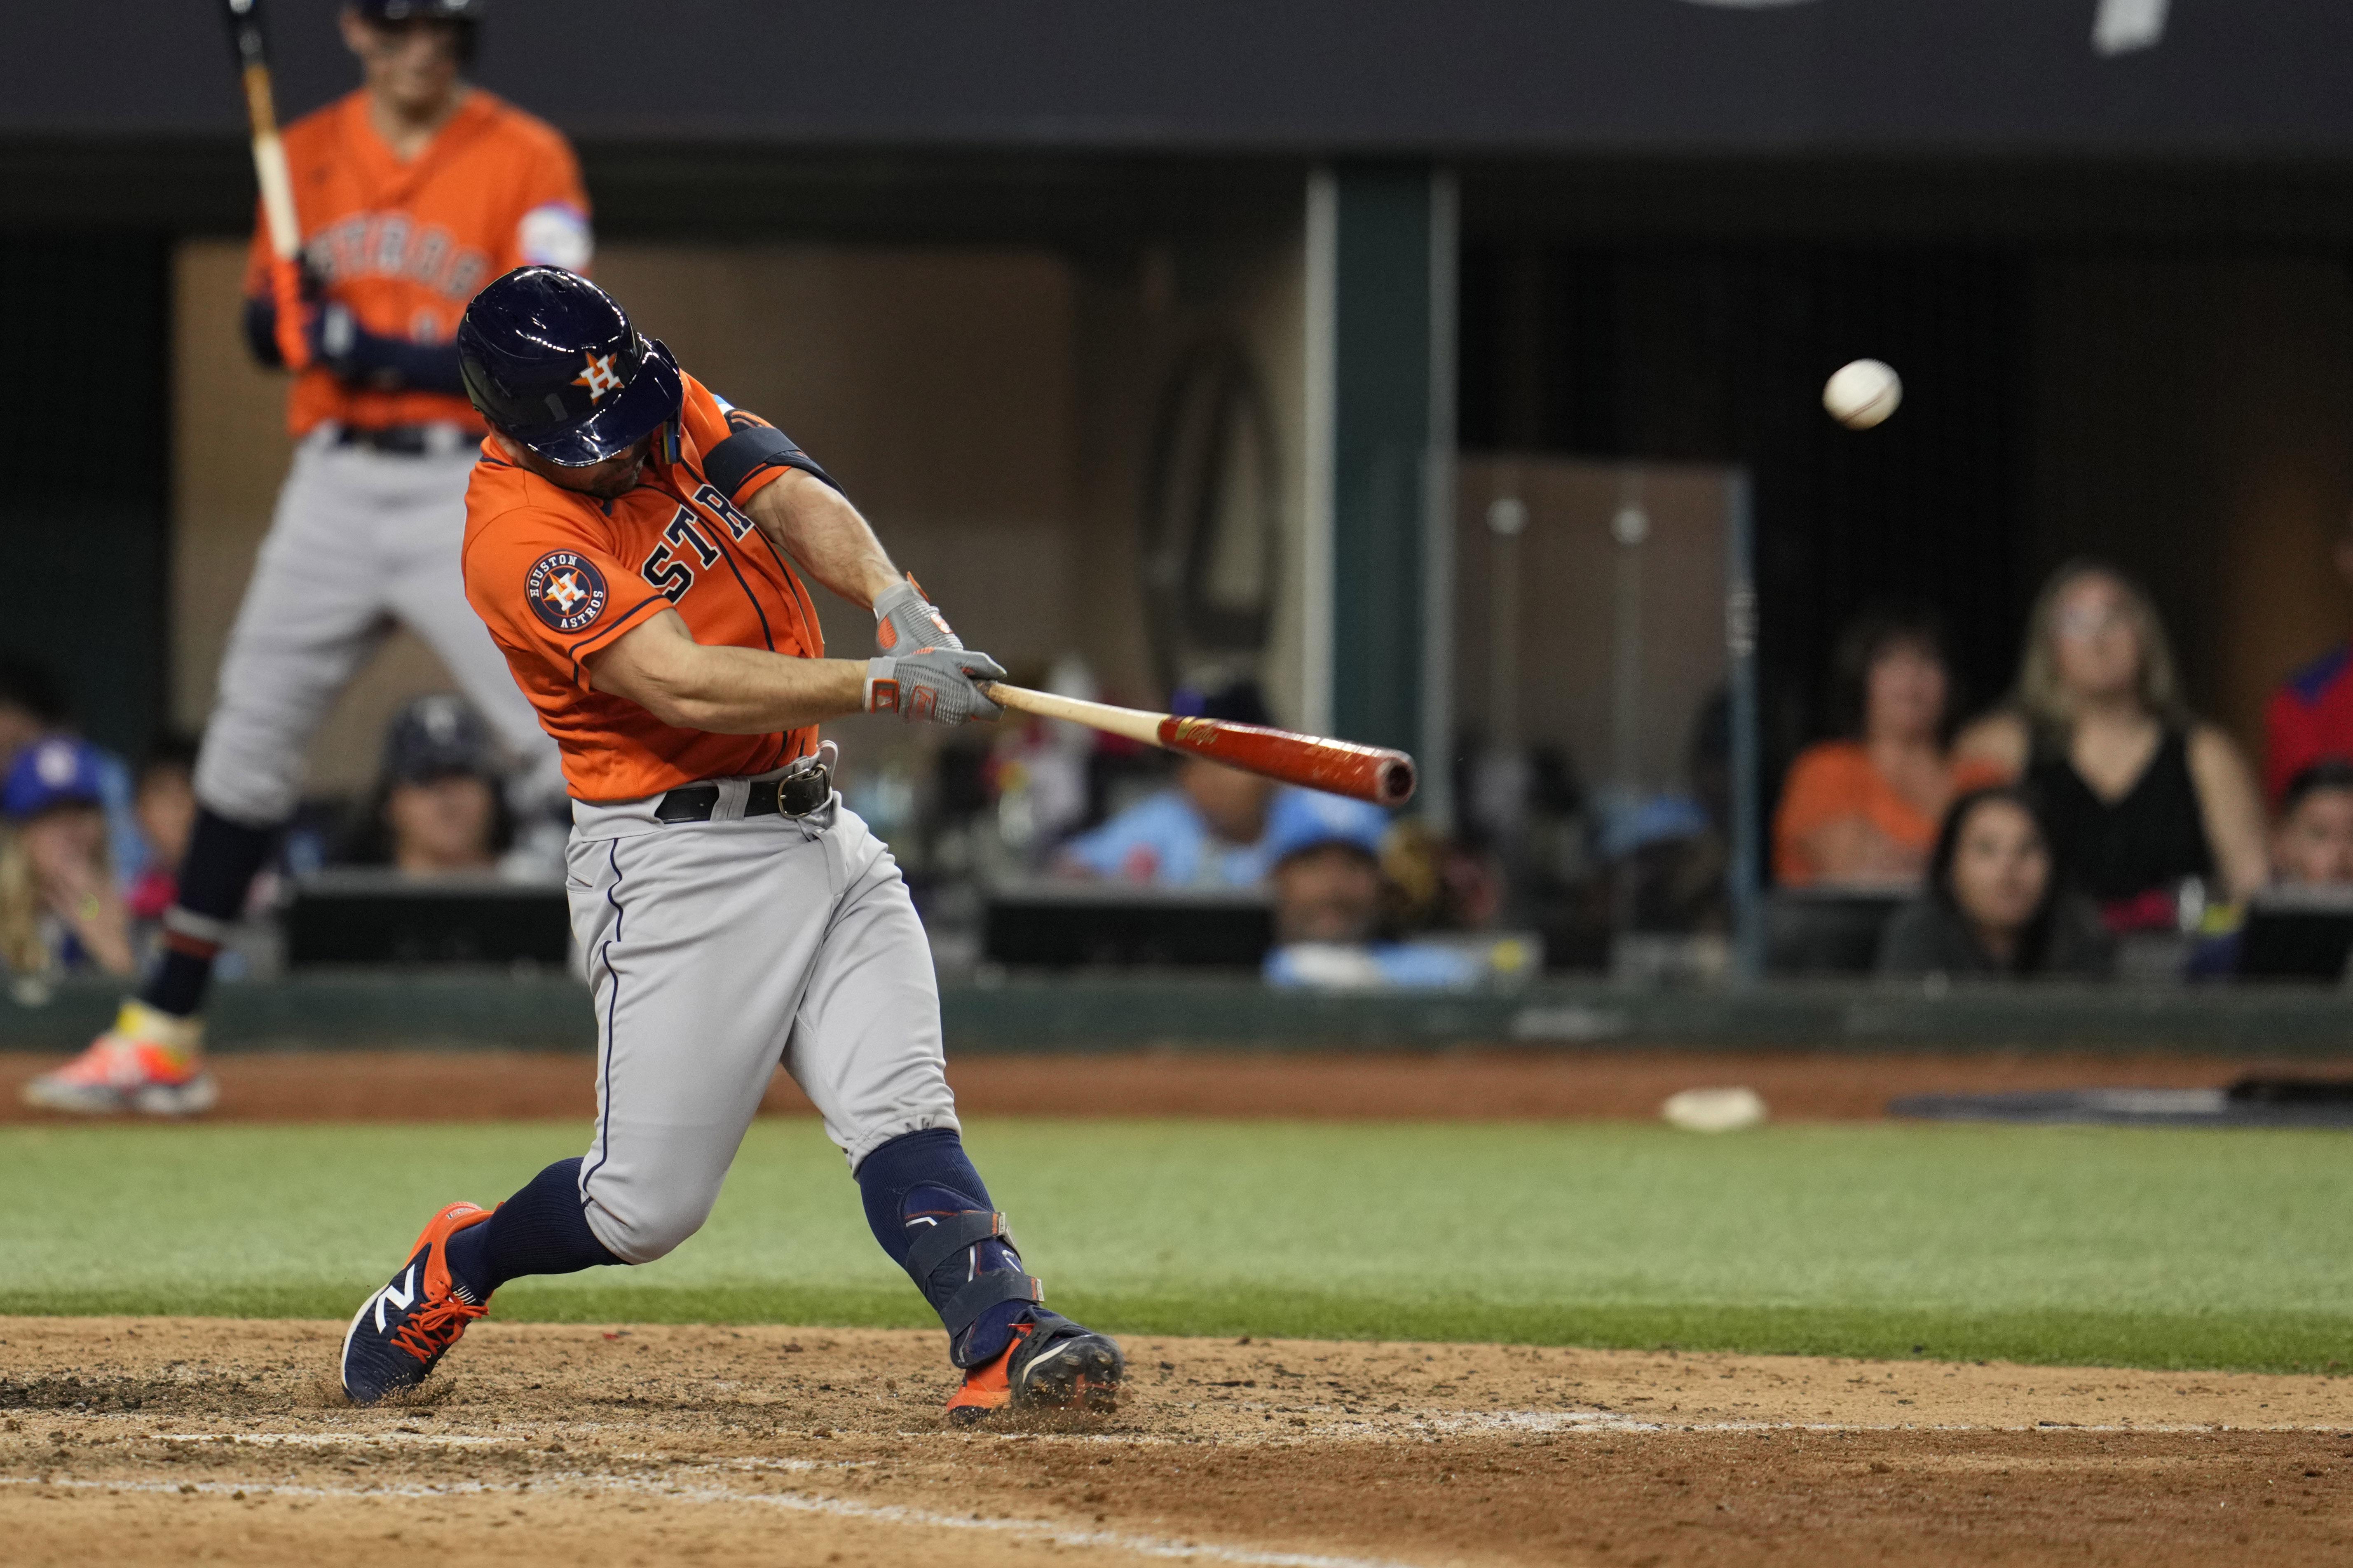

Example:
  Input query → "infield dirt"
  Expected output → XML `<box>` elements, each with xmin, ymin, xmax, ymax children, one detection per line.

<box><xmin>6</xmin><ymin>1046</ymin><xmax>2338</xmax><ymax>1125</ymax></box>
<box><xmin>3</xmin><ymin>1317</ymin><xmax>2348</xmax><ymax>1566</ymax></box>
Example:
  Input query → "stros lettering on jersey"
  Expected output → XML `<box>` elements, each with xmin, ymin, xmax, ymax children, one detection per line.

<box><xmin>460</xmin><ymin>372</ymin><xmax>837</xmax><ymax>803</ymax></box>
<box><xmin>244</xmin><ymin>88</ymin><xmax>591</xmax><ymax>438</ymax></box>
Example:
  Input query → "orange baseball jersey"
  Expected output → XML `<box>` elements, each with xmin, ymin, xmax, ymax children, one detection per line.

<box><xmin>461</xmin><ymin>372</ymin><xmax>832</xmax><ymax>803</ymax></box>
<box><xmin>245</xmin><ymin>87</ymin><xmax>589</xmax><ymax>438</ymax></box>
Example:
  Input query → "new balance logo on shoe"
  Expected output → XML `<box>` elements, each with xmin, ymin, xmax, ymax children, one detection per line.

<box><xmin>373</xmin><ymin>1264</ymin><xmax>419</xmax><ymax>1332</ymax></box>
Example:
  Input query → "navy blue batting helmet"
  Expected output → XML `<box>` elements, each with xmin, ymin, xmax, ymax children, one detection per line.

<box><xmin>457</xmin><ymin>267</ymin><xmax>682</xmax><ymax>468</ymax></box>
<box><xmin>355</xmin><ymin>0</ymin><xmax>485</xmax><ymax>22</ymax></box>
<box><xmin>355</xmin><ymin>0</ymin><xmax>484</xmax><ymax>58</ymax></box>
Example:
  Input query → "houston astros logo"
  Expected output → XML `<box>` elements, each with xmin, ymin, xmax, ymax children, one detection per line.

<box><xmin>573</xmin><ymin>351</ymin><xmax>623</xmax><ymax>403</ymax></box>
<box><xmin>526</xmin><ymin>550</ymin><xmax>609</xmax><ymax>633</ymax></box>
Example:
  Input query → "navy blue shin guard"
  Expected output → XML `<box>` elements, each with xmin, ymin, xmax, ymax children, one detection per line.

<box><xmin>445</xmin><ymin>1158</ymin><xmax>623</xmax><ymax>1302</ymax></box>
<box><xmin>856</xmin><ymin>1129</ymin><xmax>1038</xmax><ymax>1367</ymax></box>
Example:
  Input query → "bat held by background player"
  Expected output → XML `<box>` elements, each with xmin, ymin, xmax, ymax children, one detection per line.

<box><xmin>221</xmin><ymin>0</ymin><xmax>312</xmax><ymax>370</ymax></box>
<box><xmin>981</xmin><ymin>682</ymin><xmax>1417</xmax><ymax>807</ymax></box>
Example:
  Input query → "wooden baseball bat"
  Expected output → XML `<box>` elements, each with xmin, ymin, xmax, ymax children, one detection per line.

<box><xmin>222</xmin><ymin>0</ymin><xmax>312</xmax><ymax>370</ymax></box>
<box><xmin>982</xmin><ymin>683</ymin><xmax>1417</xmax><ymax>807</ymax></box>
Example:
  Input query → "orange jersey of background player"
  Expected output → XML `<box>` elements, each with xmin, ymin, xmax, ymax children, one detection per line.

<box><xmin>244</xmin><ymin>87</ymin><xmax>588</xmax><ymax>438</ymax></box>
<box><xmin>461</xmin><ymin>372</ymin><xmax>832</xmax><ymax>803</ymax></box>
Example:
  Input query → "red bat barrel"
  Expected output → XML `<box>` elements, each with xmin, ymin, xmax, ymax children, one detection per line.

<box><xmin>1155</xmin><ymin>716</ymin><xmax>1418</xmax><ymax>807</ymax></box>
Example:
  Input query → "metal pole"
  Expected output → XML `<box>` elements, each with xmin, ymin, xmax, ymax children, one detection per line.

<box><xmin>1300</xmin><ymin>168</ymin><xmax>1338</xmax><ymax>737</ymax></box>
<box><xmin>1418</xmin><ymin>166</ymin><xmax>1459</xmax><ymax>832</ymax></box>
<box><xmin>1609</xmin><ymin>470</ymin><xmax>1648</xmax><ymax>796</ymax></box>
<box><xmin>1725</xmin><ymin>471</ymin><xmax>1764</xmax><ymax>984</ymax></box>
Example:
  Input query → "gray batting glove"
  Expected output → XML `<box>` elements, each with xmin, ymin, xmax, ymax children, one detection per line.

<box><xmin>865</xmin><ymin>647</ymin><xmax>1006</xmax><ymax>725</ymax></box>
<box><xmin>873</xmin><ymin>577</ymin><xmax>964</xmax><ymax>655</ymax></box>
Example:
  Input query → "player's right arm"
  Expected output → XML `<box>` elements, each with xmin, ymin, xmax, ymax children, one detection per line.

<box><xmin>465</xmin><ymin>505</ymin><xmax>1005</xmax><ymax>737</ymax></box>
<box><xmin>581</xmin><ymin>608</ymin><xmax>868</xmax><ymax>733</ymax></box>
<box><xmin>584</xmin><ymin>610</ymin><xmax>1007</xmax><ymax>733</ymax></box>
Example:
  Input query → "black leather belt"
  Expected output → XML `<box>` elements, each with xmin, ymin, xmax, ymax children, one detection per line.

<box><xmin>654</xmin><ymin>761</ymin><xmax>833</xmax><ymax>824</ymax></box>
<box><xmin>333</xmin><ymin>424</ymin><xmax>466</xmax><ymax>455</ymax></box>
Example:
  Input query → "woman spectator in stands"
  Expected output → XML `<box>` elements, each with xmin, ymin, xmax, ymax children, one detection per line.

<box><xmin>1954</xmin><ymin>562</ymin><xmax>2266</xmax><ymax>927</ymax></box>
<box><xmin>1877</xmin><ymin>785</ymin><xmax>2112</xmax><ymax>979</ymax></box>
<box><xmin>1775</xmin><ymin>606</ymin><xmax>1997</xmax><ymax>889</ymax></box>
<box><xmin>0</xmin><ymin>736</ymin><xmax>137</xmax><ymax>979</ymax></box>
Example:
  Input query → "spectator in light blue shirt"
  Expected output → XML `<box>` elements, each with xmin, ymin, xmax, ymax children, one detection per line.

<box><xmin>1059</xmin><ymin>683</ymin><xmax>1292</xmax><ymax>887</ymax></box>
<box><xmin>1259</xmin><ymin>791</ymin><xmax>1484</xmax><ymax>990</ymax></box>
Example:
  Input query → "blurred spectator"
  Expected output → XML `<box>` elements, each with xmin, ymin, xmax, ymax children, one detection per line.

<box><xmin>2271</xmin><ymin>760</ymin><xmax>2353</xmax><ymax>887</ymax></box>
<box><xmin>1059</xmin><ymin>682</ymin><xmax>1290</xmax><ymax>887</ymax></box>
<box><xmin>127</xmin><ymin>734</ymin><xmax>200</xmax><ymax>924</ymax></box>
<box><xmin>1269</xmin><ymin>795</ymin><xmax>1390</xmax><ymax>945</ymax></box>
<box><xmin>2264</xmin><ymin>509</ymin><xmax>2353</xmax><ymax>805</ymax></box>
<box><xmin>1955</xmin><ymin>561</ymin><xmax>2266</xmax><ymax>924</ymax></box>
<box><xmin>989</xmin><ymin>652</ymin><xmax>1102</xmax><ymax>863</ymax></box>
<box><xmin>1775</xmin><ymin>607</ymin><xmax>1999</xmax><ymax>890</ymax></box>
<box><xmin>0</xmin><ymin>737</ymin><xmax>137</xmax><ymax>977</ymax></box>
<box><xmin>1261</xmin><ymin>794</ymin><xmax>1486</xmax><ymax>989</ymax></box>
<box><xmin>0</xmin><ymin>654</ymin><xmax>148</xmax><ymax>882</ymax></box>
<box><xmin>341</xmin><ymin>695</ymin><xmax>514</xmax><ymax>876</ymax></box>
<box><xmin>1876</xmin><ymin>785</ymin><xmax>2112</xmax><ymax>980</ymax></box>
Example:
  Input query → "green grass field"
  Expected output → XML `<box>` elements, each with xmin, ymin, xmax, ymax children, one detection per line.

<box><xmin>4</xmin><ymin>1117</ymin><xmax>2349</xmax><ymax>1372</ymax></box>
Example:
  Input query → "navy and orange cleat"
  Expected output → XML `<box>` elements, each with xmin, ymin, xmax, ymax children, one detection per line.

<box><xmin>945</xmin><ymin>1310</ymin><xmax>1125</xmax><ymax>1425</ymax></box>
<box><xmin>340</xmin><ymin>1201</ymin><xmax>495</xmax><ymax>1405</ymax></box>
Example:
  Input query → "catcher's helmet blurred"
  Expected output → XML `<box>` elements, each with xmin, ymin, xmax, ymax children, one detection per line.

<box><xmin>353</xmin><ymin>0</ymin><xmax>485</xmax><ymax>21</ymax></box>
<box><xmin>457</xmin><ymin>267</ymin><xmax>683</xmax><ymax>467</ymax></box>
<box><xmin>353</xmin><ymin>0</ymin><xmax>484</xmax><ymax>61</ymax></box>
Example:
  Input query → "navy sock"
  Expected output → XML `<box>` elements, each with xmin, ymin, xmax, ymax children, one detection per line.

<box><xmin>445</xmin><ymin>1158</ymin><xmax>623</xmax><ymax>1302</ymax></box>
<box><xmin>140</xmin><ymin>809</ymin><xmax>280</xmax><ymax>1018</ymax></box>
<box><xmin>856</xmin><ymin>1128</ymin><xmax>1032</xmax><ymax>1365</ymax></box>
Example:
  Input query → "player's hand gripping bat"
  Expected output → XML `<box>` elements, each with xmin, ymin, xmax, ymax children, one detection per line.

<box><xmin>222</xmin><ymin>0</ymin><xmax>312</xmax><ymax>370</ymax></box>
<box><xmin>982</xmin><ymin>684</ymin><xmax>1417</xmax><ymax>807</ymax></box>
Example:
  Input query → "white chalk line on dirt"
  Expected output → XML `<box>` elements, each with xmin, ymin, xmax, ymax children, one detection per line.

<box><xmin>0</xmin><ymin>1473</ymin><xmax>1423</xmax><ymax>1568</ymax></box>
<box><xmin>1419</xmin><ymin>1410</ymin><xmax>2353</xmax><ymax>1437</ymax></box>
<box><xmin>140</xmin><ymin>1431</ymin><xmax>872</xmax><ymax>1471</ymax></box>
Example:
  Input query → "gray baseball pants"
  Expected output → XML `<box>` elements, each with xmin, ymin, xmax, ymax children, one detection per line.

<box><xmin>565</xmin><ymin>786</ymin><xmax>959</xmax><ymax>1263</ymax></box>
<box><xmin>193</xmin><ymin>428</ymin><xmax>565</xmax><ymax>825</ymax></box>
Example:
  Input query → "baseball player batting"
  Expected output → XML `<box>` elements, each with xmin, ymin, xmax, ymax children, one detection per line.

<box><xmin>335</xmin><ymin>266</ymin><xmax>1125</xmax><ymax>1423</ymax></box>
<box><xmin>26</xmin><ymin>0</ymin><xmax>586</xmax><ymax>1115</ymax></box>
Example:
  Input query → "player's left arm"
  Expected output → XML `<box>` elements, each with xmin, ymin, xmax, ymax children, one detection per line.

<box><xmin>2187</xmin><ymin>723</ymin><xmax>2271</xmax><ymax>903</ymax></box>
<box><xmin>743</xmin><ymin>469</ymin><xmax>903</xmax><ymax>614</ymax></box>
<box><xmin>701</xmin><ymin>389</ymin><xmax>975</xmax><ymax>661</ymax></box>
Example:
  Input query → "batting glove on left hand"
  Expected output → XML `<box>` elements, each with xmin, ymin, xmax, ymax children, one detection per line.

<box><xmin>873</xmin><ymin>577</ymin><xmax>964</xmax><ymax>654</ymax></box>
<box><xmin>866</xmin><ymin>646</ymin><xmax>1006</xmax><ymax>725</ymax></box>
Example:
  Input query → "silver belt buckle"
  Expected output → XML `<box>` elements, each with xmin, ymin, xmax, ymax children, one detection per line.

<box><xmin>776</xmin><ymin>739</ymin><xmax>837</xmax><ymax>816</ymax></box>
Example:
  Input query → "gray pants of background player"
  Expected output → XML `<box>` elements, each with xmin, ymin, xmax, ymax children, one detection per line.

<box><xmin>566</xmin><ymin>783</ymin><xmax>959</xmax><ymax>1262</ymax></box>
<box><xmin>193</xmin><ymin>428</ymin><xmax>564</xmax><ymax>826</ymax></box>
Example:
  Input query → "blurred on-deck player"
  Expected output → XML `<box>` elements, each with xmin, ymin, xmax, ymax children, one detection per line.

<box><xmin>26</xmin><ymin>0</ymin><xmax>586</xmax><ymax>1115</ymax></box>
<box><xmin>335</xmin><ymin>266</ymin><xmax>1126</xmax><ymax>1423</ymax></box>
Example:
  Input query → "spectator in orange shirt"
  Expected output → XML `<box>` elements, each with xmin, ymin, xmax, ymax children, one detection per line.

<box><xmin>1775</xmin><ymin>607</ymin><xmax>1997</xmax><ymax>889</ymax></box>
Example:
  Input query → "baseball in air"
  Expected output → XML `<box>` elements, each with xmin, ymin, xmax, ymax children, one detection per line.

<box><xmin>1822</xmin><ymin>358</ymin><xmax>1903</xmax><ymax>429</ymax></box>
